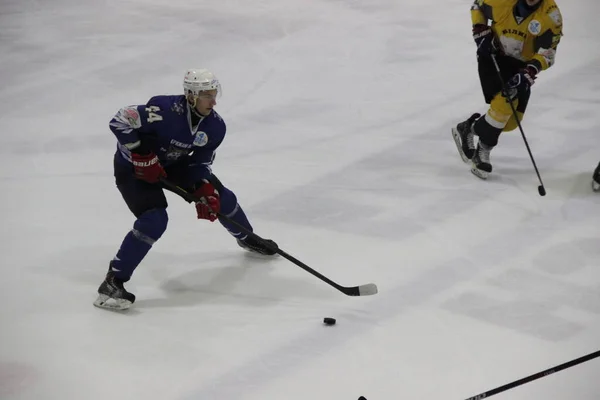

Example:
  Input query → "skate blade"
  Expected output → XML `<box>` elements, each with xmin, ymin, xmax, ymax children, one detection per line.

<box><xmin>239</xmin><ymin>247</ymin><xmax>279</xmax><ymax>259</ymax></box>
<box><xmin>471</xmin><ymin>166</ymin><xmax>489</xmax><ymax>180</ymax></box>
<box><xmin>593</xmin><ymin>180</ymin><xmax>600</xmax><ymax>192</ymax></box>
<box><xmin>451</xmin><ymin>128</ymin><xmax>470</xmax><ymax>163</ymax></box>
<box><xmin>93</xmin><ymin>294</ymin><xmax>133</xmax><ymax>311</ymax></box>
<box><xmin>237</xmin><ymin>241</ymin><xmax>279</xmax><ymax>258</ymax></box>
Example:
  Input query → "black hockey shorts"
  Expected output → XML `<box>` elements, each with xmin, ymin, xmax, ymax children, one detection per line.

<box><xmin>477</xmin><ymin>54</ymin><xmax>531</xmax><ymax>114</ymax></box>
<box><xmin>113</xmin><ymin>155</ymin><xmax>226</xmax><ymax>218</ymax></box>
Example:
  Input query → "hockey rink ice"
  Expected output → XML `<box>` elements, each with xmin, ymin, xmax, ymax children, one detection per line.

<box><xmin>1</xmin><ymin>0</ymin><xmax>599</xmax><ymax>399</ymax></box>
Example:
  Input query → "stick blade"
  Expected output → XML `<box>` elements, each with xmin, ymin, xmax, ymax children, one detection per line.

<box><xmin>358</xmin><ymin>283</ymin><xmax>378</xmax><ymax>296</ymax></box>
<box><xmin>340</xmin><ymin>283</ymin><xmax>378</xmax><ymax>296</ymax></box>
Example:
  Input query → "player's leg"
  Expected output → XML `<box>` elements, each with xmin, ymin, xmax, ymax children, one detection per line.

<box><xmin>471</xmin><ymin>86</ymin><xmax>531</xmax><ymax>178</ymax></box>
<box><xmin>208</xmin><ymin>174</ymin><xmax>278</xmax><ymax>256</ymax></box>
<box><xmin>451</xmin><ymin>56</ymin><xmax>502</xmax><ymax>163</ymax></box>
<box><xmin>452</xmin><ymin>113</ymin><xmax>480</xmax><ymax>162</ymax></box>
<box><xmin>503</xmin><ymin>86</ymin><xmax>530</xmax><ymax>132</ymax></box>
<box><xmin>94</xmin><ymin>160</ymin><xmax>169</xmax><ymax>310</ymax></box>
<box><xmin>470</xmin><ymin>94</ymin><xmax>516</xmax><ymax>179</ymax></box>
<box><xmin>468</xmin><ymin>54</ymin><xmax>529</xmax><ymax>179</ymax></box>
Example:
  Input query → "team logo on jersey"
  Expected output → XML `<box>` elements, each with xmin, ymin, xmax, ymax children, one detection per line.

<box><xmin>123</xmin><ymin>107</ymin><xmax>141</xmax><ymax>126</ymax></box>
<box><xmin>193</xmin><ymin>131</ymin><xmax>209</xmax><ymax>147</ymax></box>
<box><xmin>528</xmin><ymin>20</ymin><xmax>542</xmax><ymax>35</ymax></box>
<box><xmin>116</xmin><ymin>106</ymin><xmax>142</xmax><ymax>129</ymax></box>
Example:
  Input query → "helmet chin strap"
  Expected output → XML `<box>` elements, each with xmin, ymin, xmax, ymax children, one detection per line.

<box><xmin>187</xmin><ymin>95</ymin><xmax>205</xmax><ymax>118</ymax></box>
<box><xmin>191</xmin><ymin>105</ymin><xmax>204</xmax><ymax>118</ymax></box>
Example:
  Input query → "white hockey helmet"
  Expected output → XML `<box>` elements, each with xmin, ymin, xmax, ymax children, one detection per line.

<box><xmin>183</xmin><ymin>68</ymin><xmax>221</xmax><ymax>98</ymax></box>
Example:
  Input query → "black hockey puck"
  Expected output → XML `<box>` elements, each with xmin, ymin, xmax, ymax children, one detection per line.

<box><xmin>323</xmin><ymin>317</ymin><xmax>336</xmax><ymax>325</ymax></box>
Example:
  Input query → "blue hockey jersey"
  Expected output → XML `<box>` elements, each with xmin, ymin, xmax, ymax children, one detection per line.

<box><xmin>109</xmin><ymin>95</ymin><xmax>226</xmax><ymax>182</ymax></box>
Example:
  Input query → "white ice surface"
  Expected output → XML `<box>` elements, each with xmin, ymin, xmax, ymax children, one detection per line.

<box><xmin>1</xmin><ymin>0</ymin><xmax>599</xmax><ymax>399</ymax></box>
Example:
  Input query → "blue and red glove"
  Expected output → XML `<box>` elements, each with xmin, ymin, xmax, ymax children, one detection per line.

<box><xmin>131</xmin><ymin>152</ymin><xmax>166</xmax><ymax>183</ymax></box>
<box><xmin>194</xmin><ymin>180</ymin><xmax>220</xmax><ymax>221</ymax></box>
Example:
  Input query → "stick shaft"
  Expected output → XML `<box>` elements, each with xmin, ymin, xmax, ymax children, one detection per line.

<box><xmin>464</xmin><ymin>350</ymin><xmax>600</xmax><ymax>400</ymax></box>
<box><xmin>160</xmin><ymin>178</ymin><xmax>377</xmax><ymax>296</ymax></box>
<box><xmin>490</xmin><ymin>54</ymin><xmax>545</xmax><ymax>189</ymax></box>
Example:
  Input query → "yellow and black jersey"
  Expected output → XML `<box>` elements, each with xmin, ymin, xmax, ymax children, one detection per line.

<box><xmin>471</xmin><ymin>0</ymin><xmax>563</xmax><ymax>72</ymax></box>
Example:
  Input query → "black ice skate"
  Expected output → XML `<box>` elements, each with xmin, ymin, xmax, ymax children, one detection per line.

<box><xmin>471</xmin><ymin>142</ymin><xmax>493</xmax><ymax>180</ymax></box>
<box><xmin>237</xmin><ymin>235</ymin><xmax>279</xmax><ymax>256</ymax></box>
<box><xmin>93</xmin><ymin>267</ymin><xmax>135</xmax><ymax>310</ymax></box>
<box><xmin>452</xmin><ymin>113</ymin><xmax>480</xmax><ymax>163</ymax></box>
<box><xmin>593</xmin><ymin>162</ymin><xmax>600</xmax><ymax>192</ymax></box>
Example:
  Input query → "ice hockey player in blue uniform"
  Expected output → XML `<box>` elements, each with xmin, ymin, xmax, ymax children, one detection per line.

<box><xmin>94</xmin><ymin>68</ymin><xmax>278</xmax><ymax>311</ymax></box>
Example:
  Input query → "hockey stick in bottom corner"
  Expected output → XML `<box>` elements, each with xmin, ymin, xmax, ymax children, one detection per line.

<box><xmin>463</xmin><ymin>349</ymin><xmax>600</xmax><ymax>400</ymax></box>
<box><xmin>159</xmin><ymin>178</ymin><xmax>378</xmax><ymax>297</ymax></box>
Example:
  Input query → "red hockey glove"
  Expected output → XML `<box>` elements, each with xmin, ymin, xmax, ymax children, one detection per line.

<box><xmin>194</xmin><ymin>180</ymin><xmax>220</xmax><ymax>221</ymax></box>
<box><xmin>131</xmin><ymin>152</ymin><xmax>166</xmax><ymax>183</ymax></box>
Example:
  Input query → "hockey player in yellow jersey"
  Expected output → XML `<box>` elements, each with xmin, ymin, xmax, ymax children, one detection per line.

<box><xmin>451</xmin><ymin>0</ymin><xmax>563</xmax><ymax>179</ymax></box>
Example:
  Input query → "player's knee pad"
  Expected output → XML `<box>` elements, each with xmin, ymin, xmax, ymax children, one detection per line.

<box><xmin>206</xmin><ymin>174</ymin><xmax>238</xmax><ymax>214</ymax></box>
<box><xmin>486</xmin><ymin>93</ymin><xmax>519</xmax><ymax>130</ymax></box>
<box><xmin>502</xmin><ymin>111</ymin><xmax>524</xmax><ymax>132</ymax></box>
<box><xmin>206</xmin><ymin>176</ymin><xmax>253</xmax><ymax>233</ymax></box>
<box><xmin>218</xmin><ymin>186</ymin><xmax>239</xmax><ymax>216</ymax></box>
<box><xmin>133</xmin><ymin>208</ymin><xmax>168</xmax><ymax>244</ymax></box>
<box><xmin>217</xmin><ymin>199</ymin><xmax>253</xmax><ymax>236</ymax></box>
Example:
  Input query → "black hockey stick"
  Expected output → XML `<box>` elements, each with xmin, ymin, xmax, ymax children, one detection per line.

<box><xmin>490</xmin><ymin>53</ymin><xmax>546</xmax><ymax>197</ymax></box>
<box><xmin>463</xmin><ymin>349</ymin><xmax>600</xmax><ymax>400</ymax></box>
<box><xmin>159</xmin><ymin>178</ymin><xmax>378</xmax><ymax>297</ymax></box>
